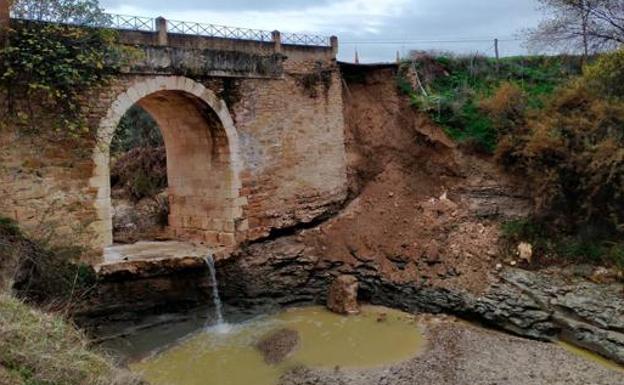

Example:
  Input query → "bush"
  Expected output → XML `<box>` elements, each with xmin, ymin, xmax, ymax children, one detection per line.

<box><xmin>110</xmin><ymin>146</ymin><xmax>167</xmax><ymax>201</ymax></box>
<box><xmin>0</xmin><ymin>216</ymin><xmax>96</xmax><ymax>310</ymax></box>
<box><xmin>498</xmin><ymin>82</ymin><xmax>624</xmax><ymax>234</ymax></box>
<box><xmin>583</xmin><ymin>49</ymin><xmax>624</xmax><ymax>99</ymax></box>
<box><xmin>400</xmin><ymin>53</ymin><xmax>581</xmax><ymax>153</ymax></box>
<box><xmin>497</xmin><ymin>49</ymin><xmax>624</xmax><ymax>271</ymax></box>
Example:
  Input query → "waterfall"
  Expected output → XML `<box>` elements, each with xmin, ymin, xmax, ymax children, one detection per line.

<box><xmin>204</xmin><ymin>254</ymin><xmax>225</xmax><ymax>329</ymax></box>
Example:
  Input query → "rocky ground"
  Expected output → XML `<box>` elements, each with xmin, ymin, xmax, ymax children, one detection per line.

<box><xmin>280</xmin><ymin>315</ymin><xmax>623</xmax><ymax>385</ymax></box>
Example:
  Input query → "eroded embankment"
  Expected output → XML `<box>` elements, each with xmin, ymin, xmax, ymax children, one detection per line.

<box><xmin>86</xmin><ymin>64</ymin><xmax>624</xmax><ymax>365</ymax></box>
<box><xmin>217</xmin><ymin>63</ymin><xmax>624</xmax><ymax>364</ymax></box>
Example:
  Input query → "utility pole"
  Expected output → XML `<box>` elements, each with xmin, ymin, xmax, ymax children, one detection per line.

<box><xmin>494</xmin><ymin>38</ymin><xmax>500</xmax><ymax>72</ymax></box>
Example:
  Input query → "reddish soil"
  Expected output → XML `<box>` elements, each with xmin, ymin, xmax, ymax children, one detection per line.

<box><xmin>302</xmin><ymin>65</ymin><xmax>530</xmax><ymax>294</ymax></box>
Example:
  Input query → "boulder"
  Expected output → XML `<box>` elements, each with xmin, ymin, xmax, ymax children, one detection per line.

<box><xmin>327</xmin><ymin>275</ymin><xmax>360</xmax><ymax>315</ymax></box>
<box><xmin>255</xmin><ymin>328</ymin><xmax>300</xmax><ymax>365</ymax></box>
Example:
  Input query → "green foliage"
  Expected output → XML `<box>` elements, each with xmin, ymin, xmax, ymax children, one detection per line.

<box><xmin>111</xmin><ymin>105</ymin><xmax>162</xmax><ymax>155</ymax></box>
<box><xmin>0</xmin><ymin>216</ymin><xmax>96</xmax><ymax>310</ymax></box>
<box><xmin>110</xmin><ymin>146</ymin><xmax>167</xmax><ymax>201</ymax></box>
<box><xmin>501</xmin><ymin>218</ymin><xmax>624</xmax><ymax>271</ymax></box>
<box><xmin>583</xmin><ymin>49</ymin><xmax>624</xmax><ymax>99</ymax></box>
<box><xmin>11</xmin><ymin>0</ymin><xmax>111</xmax><ymax>26</ymax></box>
<box><xmin>498</xmin><ymin>82</ymin><xmax>624</xmax><ymax>234</ymax></box>
<box><xmin>400</xmin><ymin>54</ymin><xmax>582</xmax><ymax>153</ymax></box>
<box><xmin>0</xmin><ymin>0</ymin><xmax>124</xmax><ymax>136</ymax></box>
<box><xmin>497</xmin><ymin>49</ymin><xmax>624</xmax><ymax>272</ymax></box>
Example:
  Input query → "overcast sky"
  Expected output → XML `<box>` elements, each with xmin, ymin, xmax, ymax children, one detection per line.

<box><xmin>100</xmin><ymin>0</ymin><xmax>543</xmax><ymax>63</ymax></box>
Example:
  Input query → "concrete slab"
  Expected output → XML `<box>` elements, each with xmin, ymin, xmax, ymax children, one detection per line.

<box><xmin>102</xmin><ymin>241</ymin><xmax>213</xmax><ymax>265</ymax></box>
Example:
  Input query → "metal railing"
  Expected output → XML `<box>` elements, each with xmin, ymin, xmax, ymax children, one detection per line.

<box><xmin>168</xmin><ymin>19</ymin><xmax>273</xmax><ymax>42</ymax></box>
<box><xmin>282</xmin><ymin>32</ymin><xmax>331</xmax><ymax>47</ymax></box>
<box><xmin>107</xmin><ymin>14</ymin><xmax>155</xmax><ymax>32</ymax></box>
<box><xmin>9</xmin><ymin>11</ymin><xmax>332</xmax><ymax>47</ymax></box>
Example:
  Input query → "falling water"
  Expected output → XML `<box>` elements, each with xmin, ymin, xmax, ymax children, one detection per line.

<box><xmin>204</xmin><ymin>254</ymin><xmax>225</xmax><ymax>329</ymax></box>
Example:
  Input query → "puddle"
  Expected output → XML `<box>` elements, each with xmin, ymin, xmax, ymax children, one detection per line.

<box><xmin>558</xmin><ymin>341</ymin><xmax>624</xmax><ymax>373</ymax></box>
<box><xmin>130</xmin><ymin>306</ymin><xmax>425</xmax><ymax>385</ymax></box>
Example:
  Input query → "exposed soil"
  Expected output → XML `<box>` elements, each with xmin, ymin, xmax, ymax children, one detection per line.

<box><xmin>301</xmin><ymin>65</ymin><xmax>530</xmax><ymax>295</ymax></box>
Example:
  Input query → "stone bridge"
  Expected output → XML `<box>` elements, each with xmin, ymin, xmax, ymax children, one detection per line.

<box><xmin>0</xmin><ymin>15</ymin><xmax>348</xmax><ymax>261</ymax></box>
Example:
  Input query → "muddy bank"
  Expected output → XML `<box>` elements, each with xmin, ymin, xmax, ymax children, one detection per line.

<box><xmin>217</xmin><ymin>236</ymin><xmax>624</xmax><ymax>364</ymax></box>
<box><xmin>280</xmin><ymin>315</ymin><xmax>623</xmax><ymax>385</ymax></box>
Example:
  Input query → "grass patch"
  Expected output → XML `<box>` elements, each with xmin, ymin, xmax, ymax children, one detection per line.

<box><xmin>0</xmin><ymin>294</ymin><xmax>142</xmax><ymax>385</ymax></box>
<box><xmin>400</xmin><ymin>54</ymin><xmax>583</xmax><ymax>153</ymax></box>
<box><xmin>501</xmin><ymin>218</ymin><xmax>624</xmax><ymax>273</ymax></box>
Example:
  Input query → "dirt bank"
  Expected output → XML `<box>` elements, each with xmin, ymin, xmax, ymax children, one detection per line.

<box><xmin>301</xmin><ymin>63</ymin><xmax>530</xmax><ymax>294</ymax></box>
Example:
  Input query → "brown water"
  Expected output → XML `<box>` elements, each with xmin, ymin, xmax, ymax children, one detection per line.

<box><xmin>130</xmin><ymin>306</ymin><xmax>425</xmax><ymax>385</ymax></box>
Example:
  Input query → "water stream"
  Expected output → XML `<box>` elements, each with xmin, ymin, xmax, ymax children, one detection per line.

<box><xmin>204</xmin><ymin>254</ymin><xmax>225</xmax><ymax>329</ymax></box>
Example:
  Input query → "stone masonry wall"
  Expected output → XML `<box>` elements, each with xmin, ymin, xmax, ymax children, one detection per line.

<box><xmin>0</xmin><ymin>35</ymin><xmax>347</xmax><ymax>262</ymax></box>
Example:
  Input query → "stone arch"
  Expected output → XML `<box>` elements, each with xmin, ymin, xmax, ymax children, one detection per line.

<box><xmin>90</xmin><ymin>76</ymin><xmax>244</xmax><ymax>251</ymax></box>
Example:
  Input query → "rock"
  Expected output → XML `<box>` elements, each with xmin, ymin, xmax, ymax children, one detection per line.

<box><xmin>255</xmin><ymin>328</ymin><xmax>300</xmax><ymax>365</ymax></box>
<box><xmin>590</xmin><ymin>267</ymin><xmax>621</xmax><ymax>284</ymax></box>
<box><xmin>327</xmin><ymin>275</ymin><xmax>360</xmax><ymax>315</ymax></box>
<box><xmin>517</xmin><ymin>242</ymin><xmax>533</xmax><ymax>264</ymax></box>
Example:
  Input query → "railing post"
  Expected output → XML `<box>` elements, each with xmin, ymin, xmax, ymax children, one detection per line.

<box><xmin>272</xmin><ymin>30</ymin><xmax>281</xmax><ymax>54</ymax></box>
<box><xmin>156</xmin><ymin>16</ymin><xmax>168</xmax><ymax>46</ymax></box>
<box><xmin>330</xmin><ymin>35</ymin><xmax>338</xmax><ymax>58</ymax></box>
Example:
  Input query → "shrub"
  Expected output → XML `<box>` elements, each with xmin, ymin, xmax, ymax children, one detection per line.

<box><xmin>399</xmin><ymin>53</ymin><xmax>580</xmax><ymax>154</ymax></box>
<box><xmin>1</xmin><ymin>216</ymin><xmax>96</xmax><ymax>310</ymax></box>
<box><xmin>498</xmin><ymin>83</ymin><xmax>624</xmax><ymax>234</ymax></box>
<box><xmin>110</xmin><ymin>146</ymin><xmax>167</xmax><ymax>201</ymax></box>
<box><xmin>583</xmin><ymin>49</ymin><xmax>624</xmax><ymax>100</ymax></box>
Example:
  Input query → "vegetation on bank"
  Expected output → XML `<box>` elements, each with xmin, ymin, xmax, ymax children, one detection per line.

<box><xmin>401</xmin><ymin>50</ymin><xmax>624</xmax><ymax>273</ymax></box>
<box><xmin>0</xmin><ymin>216</ymin><xmax>96</xmax><ymax>310</ymax></box>
<box><xmin>399</xmin><ymin>54</ymin><xmax>583</xmax><ymax>153</ymax></box>
<box><xmin>0</xmin><ymin>217</ymin><xmax>142</xmax><ymax>385</ymax></box>
<box><xmin>0</xmin><ymin>295</ymin><xmax>142</xmax><ymax>385</ymax></box>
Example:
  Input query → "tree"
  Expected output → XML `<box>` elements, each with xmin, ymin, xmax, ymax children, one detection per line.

<box><xmin>0</xmin><ymin>0</ymin><xmax>120</xmax><ymax>135</ymax></box>
<box><xmin>10</xmin><ymin>0</ymin><xmax>110</xmax><ymax>26</ymax></box>
<box><xmin>527</xmin><ymin>0</ymin><xmax>624</xmax><ymax>55</ymax></box>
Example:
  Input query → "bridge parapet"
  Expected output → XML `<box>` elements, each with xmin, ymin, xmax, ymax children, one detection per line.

<box><xmin>9</xmin><ymin>11</ymin><xmax>338</xmax><ymax>54</ymax></box>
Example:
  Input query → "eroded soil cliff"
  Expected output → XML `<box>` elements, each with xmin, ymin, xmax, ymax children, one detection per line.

<box><xmin>300</xmin><ymin>63</ymin><xmax>530</xmax><ymax>294</ymax></box>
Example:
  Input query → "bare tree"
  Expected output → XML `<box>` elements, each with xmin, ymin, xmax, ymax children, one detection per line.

<box><xmin>527</xmin><ymin>0</ymin><xmax>624</xmax><ymax>55</ymax></box>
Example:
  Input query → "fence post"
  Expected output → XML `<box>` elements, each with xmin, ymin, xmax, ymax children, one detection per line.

<box><xmin>156</xmin><ymin>16</ymin><xmax>168</xmax><ymax>46</ymax></box>
<box><xmin>330</xmin><ymin>36</ymin><xmax>339</xmax><ymax>58</ymax></box>
<box><xmin>272</xmin><ymin>30</ymin><xmax>281</xmax><ymax>54</ymax></box>
<box><xmin>494</xmin><ymin>38</ymin><xmax>500</xmax><ymax>72</ymax></box>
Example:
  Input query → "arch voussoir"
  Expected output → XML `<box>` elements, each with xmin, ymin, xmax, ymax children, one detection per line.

<box><xmin>90</xmin><ymin>76</ymin><xmax>243</xmax><ymax>253</ymax></box>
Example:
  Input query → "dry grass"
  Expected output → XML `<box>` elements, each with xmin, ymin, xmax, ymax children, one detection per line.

<box><xmin>0</xmin><ymin>294</ymin><xmax>143</xmax><ymax>385</ymax></box>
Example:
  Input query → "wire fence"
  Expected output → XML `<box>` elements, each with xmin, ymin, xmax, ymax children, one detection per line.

<box><xmin>9</xmin><ymin>11</ymin><xmax>332</xmax><ymax>47</ymax></box>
